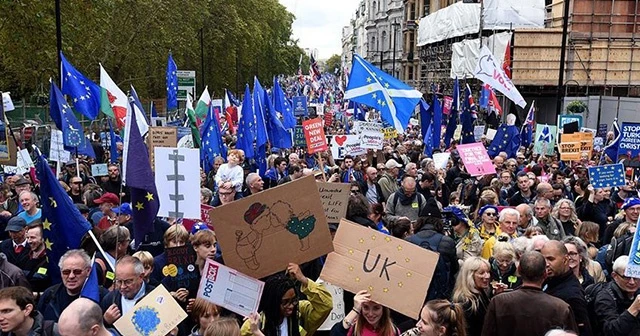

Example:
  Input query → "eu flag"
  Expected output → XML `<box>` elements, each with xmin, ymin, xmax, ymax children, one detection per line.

<box><xmin>431</xmin><ymin>89</ymin><xmax>443</xmax><ymax>152</ymax></box>
<box><xmin>236</xmin><ymin>85</ymin><xmax>255</xmax><ymax>159</ymax></box>
<box><xmin>461</xmin><ymin>84</ymin><xmax>476</xmax><ymax>144</ymax></box>
<box><xmin>130</xmin><ymin>85</ymin><xmax>150</xmax><ymax>136</ymax></box>
<box><xmin>166</xmin><ymin>53</ymin><xmax>178</xmax><ymax>111</ymax></box>
<box><xmin>60</xmin><ymin>52</ymin><xmax>100</xmax><ymax>120</ymax></box>
<box><xmin>345</xmin><ymin>54</ymin><xmax>422</xmax><ymax>133</ymax></box>
<box><xmin>444</xmin><ymin>78</ymin><xmax>460</xmax><ymax>148</ymax></box>
<box><xmin>264</xmin><ymin>89</ymin><xmax>292</xmax><ymax>149</ymax></box>
<box><xmin>273</xmin><ymin>77</ymin><xmax>296</xmax><ymax>130</ymax></box>
<box><xmin>122</xmin><ymin>99</ymin><xmax>160</xmax><ymax>249</ymax></box>
<box><xmin>49</xmin><ymin>81</ymin><xmax>85</xmax><ymax>148</ymax></box>
<box><xmin>253</xmin><ymin>77</ymin><xmax>268</xmax><ymax>148</ymax></box>
<box><xmin>37</xmin><ymin>154</ymin><xmax>91</xmax><ymax>284</ymax></box>
<box><xmin>419</xmin><ymin>99</ymin><xmax>433</xmax><ymax>155</ymax></box>
<box><xmin>201</xmin><ymin>104</ymin><xmax>227</xmax><ymax>174</ymax></box>
<box><xmin>80</xmin><ymin>259</ymin><xmax>100</xmax><ymax>303</ymax></box>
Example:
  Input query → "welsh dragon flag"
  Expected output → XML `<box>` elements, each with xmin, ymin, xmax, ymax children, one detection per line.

<box><xmin>195</xmin><ymin>87</ymin><xmax>210</xmax><ymax>119</ymax></box>
<box><xmin>99</xmin><ymin>65</ymin><xmax>127</xmax><ymax>128</ymax></box>
<box><xmin>185</xmin><ymin>94</ymin><xmax>202</xmax><ymax>148</ymax></box>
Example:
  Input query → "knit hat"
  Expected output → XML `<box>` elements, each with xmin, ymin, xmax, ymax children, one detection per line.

<box><xmin>478</xmin><ymin>205</ymin><xmax>499</xmax><ymax>218</ymax></box>
<box><xmin>420</xmin><ymin>198</ymin><xmax>442</xmax><ymax>218</ymax></box>
<box><xmin>622</xmin><ymin>198</ymin><xmax>640</xmax><ymax>210</ymax></box>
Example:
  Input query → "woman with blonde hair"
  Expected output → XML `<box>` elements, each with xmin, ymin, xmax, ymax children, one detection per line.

<box><xmin>489</xmin><ymin>236</ymin><xmax>521</xmax><ymax>292</ymax></box>
<box><xmin>452</xmin><ymin>257</ymin><xmax>491</xmax><ymax>336</ymax></box>
<box><xmin>190</xmin><ymin>299</ymin><xmax>221</xmax><ymax>336</ymax></box>
<box><xmin>552</xmin><ymin>199</ymin><xmax>581</xmax><ymax>236</ymax></box>
<box><xmin>205</xmin><ymin>317</ymin><xmax>242</xmax><ymax>336</ymax></box>
<box><xmin>411</xmin><ymin>300</ymin><xmax>467</xmax><ymax>336</ymax></box>
<box><xmin>562</xmin><ymin>236</ymin><xmax>598</xmax><ymax>288</ymax></box>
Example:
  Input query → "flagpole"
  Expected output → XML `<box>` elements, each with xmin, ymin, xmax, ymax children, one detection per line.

<box><xmin>55</xmin><ymin>0</ymin><xmax>62</xmax><ymax>85</ymax></box>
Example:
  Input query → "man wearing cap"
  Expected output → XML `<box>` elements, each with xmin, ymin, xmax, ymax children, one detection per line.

<box><xmin>100</xmin><ymin>164</ymin><xmax>130</xmax><ymax>203</ymax></box>
<box><xmin>95</xmin><ymin>192</ymin><xmax>120</xmax><ymax>231</ymax></box>
<box><xmin>17</xmin><ymin>191</ymin><xmax>41</xmax><ymax>226</ymax></box>
<box><xmin>6</xmin><ymin>176</ymin><xmax>32</xmax><ymax>215</ymax></box>
<box><xmin>603</xmin><ymin>197</ymin><xmax>640</xmax><ymax>245</ymax></box>
<box><xmin>61</xmin><ymin>160</ymin><xmax>91</xmax><ymax>186</ymax></box>
<box><xmin>0</xmin><ymin>217</ymin><xmax>30</xmax><ymax>267</ymax></box>
<box><xmin>378</xmin><ymin>159</ymin><xmax>401</xmax><ymax>201</ymax></box>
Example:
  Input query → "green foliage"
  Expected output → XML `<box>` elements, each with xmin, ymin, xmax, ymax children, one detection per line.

<box><xmin>0</xmin><ymin>0</ymin><xmax>305</xmax><ymax>101</ymax></box>
<box><xmin>324</xmin><ymin>54</ymin><xmax>342</xmax><ymax>75</ymax></box>
<box><xmin>566</xmin><ymin>100</ymin><xmax>587</xmax><ymax>114</ymax></box>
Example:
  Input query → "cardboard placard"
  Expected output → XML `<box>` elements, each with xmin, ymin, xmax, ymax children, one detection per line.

<box><xmin>319</xmin><ymin>219</ymin><xmax>439</xmax><ymax>318</ymax></box>
<box><xmin>588</xmin><ymin>163</ymin><xmax>626</xmax><ymax>188</ymax></box>
<box><xmin>0</xmin><ymin>118</ymin><xmax>17</xmax><ymax>166</ymax></box>
<box><xmin>618</xmin><ymin>123</ymin><xmax>640</xmax><ymax>166</ymax></box>
<box><xmin>147</xmin><ymin>127</ymin><xmax>178</xmax><ymax>171</ymax></box>
<box><xmin>162</xmin><ymin>245</ymin><xmax>199</xmax><ymax>297</ymax></box>
<box><xmin>328</xmin><ymin>135</ymin><xmax>366</xmax><ymax>160</ymax></box>
<box><xmin>456</xmin><ymin>143</ymin><xmax>496</xmax><ymax>177</ymax></box>
<box><xmin>303</xmin><ymin>118</ymin><xmax>328</xmax><ymax>154</ymax></box>
<box><xmin>210</xmin><ymin>176</ymin><xmax>334</xmax><ymax>279</ymax></box>
<box><xmin>560</xmin><ymin>132</ymin><xmax>593</xmax><ymax>161</ymax></box>
<box><xmin>383</xmin><ymin>127</ymin><xmax>398</xmax><ymax>140</ymax></box>
<box><xmin>113</xmin><ymin>285</ymin><xmax>187</xmax><ymax>336</ymax></box>
<box><xmin>317</xmin><ymin>182</ymin><xmax>350</xmax><ymax>224</ymax></box>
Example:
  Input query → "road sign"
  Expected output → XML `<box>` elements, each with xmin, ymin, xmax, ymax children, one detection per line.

<box><xmin>177</xmin><ymin>70</ymin><xmax>196</xmax><ymax>101</ymax></box>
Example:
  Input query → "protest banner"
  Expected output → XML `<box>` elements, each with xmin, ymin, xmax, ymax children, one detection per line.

<box><xmin>473</xmin><ymin>125</ymin><xmax>486</xmax><ymax>142</ymax></box>
<box><xmin>91</xmin><ymin>163</ymin><xmax>108</xmax><ymax>177</ymax></box>
<box><xmin>625</xmin><ymin>218</ymin><xmax>640</xmax><ymax>278</ymax></box>
<box><xmin>210</xmin><ymin>176</ymin><xmax>333</xmax><ymax>279</ymax></box>
<box><xmin>294</xmin><ymin>126</ymin><xmax>307</xmax><ymax>148</ymax></box>
<box><xmin>581</xmin><ymin>127</ymin><xmax>597</xmax><ymax>138</ymax></box>
<box><xmin>320</xmin><ymin>219</ymin><xmax>439</xmax><ymax>318</ymax></box>
<box><xmin>456</xmin><ymin>143</ymin><xmax>496</xmax><ymax>177</ymax></box>
<box><xmin>533</xmin><ymin>124</ymin><xmax>557</xmax><ymax>156</ymax></box>
<box><xmin>147</xmin><ymin>127</ymin><xmax>178</xmax><ymax>171</ymax></box>
<box><xmin>597</xmin><ymin>123</ymin><xmax>608</xmax><ymax>138</ymax></box>
<box><xmin>588</xmin><ymin>163</ymin><xmax>626</xmax><ymax>188</ymax></box>
<box><xmin>317</xmin><ymin>182</ymin><xmax>350</xmax><ymax>224</ymax></box>
<box><xmin>359</xmin><ymin>127</ymin><xmax>384</xmax><ymax>150</ymax></box>
<box><xmin>383</xmin><ymin>127</ymin><xmax>398</xmax><ymax>140</ymax></box>
<box><xmin>594</xmin><ymin>137</ymin><xmax>604</xmax><ymax>151</ymax></box>
<box><xmin>443</xmin><ymin>96</ymin><xmax>452</xmax><ymax>115</ymax></box>
<box><xmin>328</xmin><ymin>135</ymin><xmax>366</xmax><ymax>160</ymax></box>
<box><xmin>433</xmin><ymin>152</ymin><xmax>451</xmax><ymax>169</ymax></box>
<box><xmin>618</xmin><ymin>122</ymin><xmax>640</xmax><ymax>167</ymax></box>
<box><xmin>182</xmin><ymin>204</ymin><xmax>214</xmax><ymax>233</ymax></box>
<box><xmin>197</xmin><ymin>259</ymin><xmax>265</xmax><ymax>317</ymax></box>
<box><xmin>293</xmin><ymin>96</ymin><xmax>308</xmax><ymax>117</ymax></box>
<box><xmin>486</xmin><ymin>128</ymin><xmax>497</xmax><ymax>140</ymax></box>
<box><xmin>113</xmin><ymin>285</ymin><xmax>187</xmax><ymax>336</ymax></box>
<box><xmin>303</xmin><ymin>118</ymin><xmax>328</xmax><ymax>154</ymax></box>
<box><xmin>163</xmin><ymin>245</ymin><xmax>199</xmax><ymax>298</ymax></box>
<box><xmin>0</xmin><ymin>122</ymin><xmax>17</xmax><ymax>167</ymax></box>
<box><xmin>558</xmin><ymin>115</ymin><xmax>583</xmax><ymax>133</ymax></box>
<box><xmin>324</xmin><ymin>111</ymin><xmax>334</xmax><ymax>126</ymax></box>
<box><xmin>49</xmin><ymin>129</ymin><xmax>71</xmax><ymax>164</ymax></box>
<box><xmin>4</xmin><ymin>149</ymin><xmax>34</xmax><ymax>175</ymax></box>
<box><xmin>2</xmin><ymin>92</ymin><xmax>14</xmax><ymax>112</ymax></box>
<box><xmin>560</xmin><ymin>132</ymin><xmax>592</xmax><ymax>161</ymax></box>
<box><xmin>317</xmin><ymin>280</ymin><xmax>345</xmax><ymax>331</ymax></box>
<box><xmin>155</xmin><ymin>147</ymin><xmax>200</xmax><ymax>219</ymax></box>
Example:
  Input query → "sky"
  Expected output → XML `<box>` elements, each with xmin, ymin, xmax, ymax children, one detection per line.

<box><xmin>278</xmin><ymin>0</ymin><xmax>361</xmax><ymax>60</ymax></box>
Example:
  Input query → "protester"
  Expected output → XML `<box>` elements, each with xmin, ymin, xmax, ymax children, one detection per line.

<box><xmin>378</xmin><ymin>159</ymin><xmax>401</xmax><ymax>201</ymax></box>
<box><xmin>385</xmin><ymin>176</ymin><xmax>426</xmax><ymax>224</ymax></box>
<box><xmin>22</xmin><ymin>225</ymin><xmax>49</xmax><ymax>292</ymax></box>
<box><xmin>452</xmin><ymin>257</ymin><xmax>491</xmax><ymax>336</ymax></box>
<box><xmin>413</xmin><ymin>300</ymin><xmax>467</xmax><ymax>336</ymax></box>
<box><xmin>0</xmin><ymin>286</ymin><xmax>55</xmax><ymax>335</ymax></box>
<box><xmin>552</xmin><ymin>199</ymin><xmax>581</xmax><ymax>237</ymax></box>
<box><xmin>188</xmin><ymin>298</ymin><xmax>220</xmax><ymax>336</ymax></box>
<box><xmin>535</xmin><ymin>198</ymin><xmax>566</xmax><ymax>241</ymax></box>
<box><xmin>481</xmin><ymin>208</ymin><xmax>519</xmax><ymax>259</ymax></box>
<box><xmin>0</xmin><ymin>217</ymin><xmax>29</xmax><ymax>268</ymax></box>
<box><xmin>331</xmin><ymin>290</ymin><xmax>398</xmax><ymax>336</ymax></box>
<box><xmin>58</xmin><ymin>298</ymin><xmax>117</xmax><ymax>336</ymax></box>
<box><xmin>563</xmin><ymin>236</ymin><xmax>595</xmax><ymax>289</ymax></box>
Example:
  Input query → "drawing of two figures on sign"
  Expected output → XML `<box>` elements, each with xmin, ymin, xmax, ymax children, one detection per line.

<box><xmin>235</xmin><ymin>200</ymin><xmax>317</xmax><ymax>270</ymax></box>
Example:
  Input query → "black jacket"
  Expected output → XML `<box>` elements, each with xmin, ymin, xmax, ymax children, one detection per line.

<box><xmin>100</xmin><ymin>282</ymin><xmax>157</xmax><ymax>327</ymax></box>
<box><xmin>0</xmin><ymin>239</ymin><xmax>30</xmax><ymax>268</ymax></box>
<box><xmin>0</xmin><ymin>312</ymin><xmax>55</xmax><ymax>336</ymax></box>
<box><xmin>361</xmin><ymin>181</ymin><xmax>385</xmax><ymax>204</ymax></box>
<box><xmin>545</xmin><ymin>271</ymin><xmax>593</xmax><ymax>336</ymax></box>
<box><xmin>38</xmin><ymin>283</ymin><xmax>108</xmax><ymax>322</ymax></box>
<box><xmin>460</xmin><ymin>290</ymin><xmax>490</xmax><ymax>336</ymax></box>
<box><xmin>594</xmin><ymin>281</ymin><xmax>640</xmax><ymax>336</ymax></box>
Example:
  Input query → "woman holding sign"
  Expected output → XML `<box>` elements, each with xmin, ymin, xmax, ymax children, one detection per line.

<box><xmin>330</xmin><ymin>290</ymin><xmax>399</xmax><ymax>336</ymax></box>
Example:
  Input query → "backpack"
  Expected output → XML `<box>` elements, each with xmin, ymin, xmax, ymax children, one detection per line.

<box><xmin>585</xmin><ymin>282</ymin><xmax>616</xmax><ymax>335</ymax></box>
<box><xmin>413</xmin><ymin>231</ymin><xmax>451</xmax><ymax>301</ymax></box>
<box><xmin>605</xmin><ymin>233</ymin><xmax>633</xmax><ymax>274</ymax></box>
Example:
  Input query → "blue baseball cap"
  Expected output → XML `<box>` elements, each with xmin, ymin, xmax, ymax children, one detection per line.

<box><xmin>112</xmin><ymin>203</ymin><xmax>132</xmax><ymax>216</ymax></box>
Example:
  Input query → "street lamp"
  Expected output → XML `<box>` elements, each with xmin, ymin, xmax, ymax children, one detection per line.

<box><xmin>391</xmin><ymin>19</ymin><xmax>400</xmax><ymax>78</ymax></box>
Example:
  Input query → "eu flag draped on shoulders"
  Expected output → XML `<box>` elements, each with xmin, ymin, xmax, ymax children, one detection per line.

<box><xmin>36</xmin><ymin>152</ymin><xmax>92</xmax><ymax>284</ymax></box>
<box><xmin>236</xmin><ymin>85</ymin><xmax>255</xmax><ymax>159</ymax></box>
<box><xmin>488</xmin><ymin>114</ymin><xmax>521</xmax><ymax>159</ymax></box>
<box><xmin>201</xmin><ymin>104</ymin><xmax>227</xmax><ymax>174</ymax></box>
<box><xmin>602</xmin><ymin>118</ymin><xmax>621</xmax><ymax>163</ymax></box>
<box><xmin>49</xmin><ymin>80</ymin><xmax>96</xmax><ymax>159</ymax></box>
<box><xmin>520</xmin><ymin>101</ymin><xmax>535</xmax><ymax>148</ymax></box>
<box><xmin>344</xmin><ymin>54</ymin><xmax>422</xmax><ymax>133</ymax></box>
<box><xmin>60</xmin><ymin>52</ymin><xmax>100</xmax><ymax>120</ymax></box>
<box><xmin>122</xmin><ymin>98</ymin><xmax>160</xmax><ymax>249</ymax></box>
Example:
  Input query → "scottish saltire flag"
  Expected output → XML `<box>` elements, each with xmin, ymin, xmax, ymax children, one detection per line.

<box><xmin>80</xmin><ymin>257</ymin><xmax>100</xmax><ymax>303</ymax></box>
<box><xmin>129</xmin><ymin>85</ymin><xmax>150</xmax><ymax>136</ymax></box>
<box><xmin>49</xmin><ymin>81</ymin><xmax>86</xmax><ymax>148</ymax></box>
<box><xmin>533</xmin><ymin>124</ymin><xmax>557</xmax><ymax>156</ymax></box>
<box><xmin>166</xmin><ymin>53</ymin><xmax>178</xmax><ymax>111</ymax></box>
<box><xmin>444</xmin><ymin>78</ymin><xmax>460</xmax><ymax>148</ymax></box>
<box><xmin>108</xmin><ymin>119</ymin><xmax>119</xmax><ymax>164</ymax></box>
<box><xmin>273</xmin><ymin>77</ymin><xmax>296</xmax><ymax>130</ymax></box>
<box><xmin>236</xmin><ymin>85</ymin><xmax>255</xmax><ymax>159</ymax></box>
<box><xmin>603</xmin><ymin>119</ymin><xmax>621</xmax><ymax>163</ymax></box>
<box><xmin>36</xmin><ymin>153</ymin><xmax>91</xmax><ymax>284</ymax></box>
<box><xmin>60</xmin><ymin>53</ymin><xmax>100</xmax><ymax>120</ymax></box>
<box><xmin>488</xmin><ymin>124</ymin><xmax>521</xmax><ymax>158</ymax></box>
<box><xmin>520</xmin><ymin>101</ymin><xmax>535</xmax><ymax>148</ymax></box>
<box><xmin>345</xmin><ymin>54</ymin><xmax>422</xmax><ymax>133</ymax></box>
<box><xmin>122</xmin><ymin>99</ymin><xmax>159</xmax><ymax>249</ymax></box>
<box><xmin>201</xmin><ymin>104</ymin><xmax>227</xmax><ymax>173</ymax></box>
<box><xmin>588</xmin><ymin>163</ymin><xmax>626</xmax><ymax>188</ymax></box>
<box><xmin>461</xmin><ymin>84</ymin><xmax>476</xmax><ymax>144</ymax></box>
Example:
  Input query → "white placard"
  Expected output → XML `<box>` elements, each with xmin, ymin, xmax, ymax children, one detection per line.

<box><xmin>433</xmin><ymin>153</ymin><xmax>451</xmax><ymax>169</ymax></box>
<box><xmin>49</xmin><ymin>130</ymin><xmax>71</xmax><ymax>163</ymax></box>
<box><xmin>91</xmin><ymin>163</ymin><xmax>108</xmax><ymax>176</ymax></box>
<box><xmin>624</xmin><ymin>218</ymin><xmax>640</xmax><ymax>278</ymax></box>
<box><xmin>2</xmin><ymin>92</ymin><xmax>14</xmax><ymax>112</ymax></box>
<box><xmin>360</xmin><ymin>129</ymin><xmax>384</xmax><ymax>150</ymax></box>
<box><xmin>474</xmin><ymin>46</ymin><xmax>526</xmax><ymax>108</ymax></box>
<box><xmin>16</xmin><ymin>149</ymin><xmax>33</xmax><ymax>174</ymax></box>
<box><xmin>197</xmin><ymin>259</ymin><xmax>265</xmax><ymax>317</ymax></box>
<box><xmin>474</xmin><ymin>125</ymin><xmax>486</xmax><ymax>142</ymax></box>
<box><xmin>154</xmin><ymin>147</ymin><xmax>200</xmax><ymax>219</ymax></box>
<box><xmin>317</xmin><ymin>280</ymin><xmax>345</xmax><ymax>331</ymax></box>
<box><xmin>329</xmin><ymin>135</ymin><xmax>367</xmax><ymax>160</ymax></box>
<box><xmin>486</xmin><ymin>128</ymin><xmax>497</xmax><ymax>140</ymax></box>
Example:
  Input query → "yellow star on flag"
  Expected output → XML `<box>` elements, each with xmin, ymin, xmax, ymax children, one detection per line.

<box><xmin>384</xmin><ymin>82</ymin><xmax>390</xmax><ymax>89</ymax></box>
<box><xmin>49</xmin><ymin>197</ymin><xmax>57</xmax><ymax>208</ymax></box>
<box><xmin>381</xmin><ymin>101</ymin><xmax>386</xmax><ymax>107</ymax></box>
<box><xmin>135</xmin><ymin>202</ymin><xmax>144</xmax><ymax>210</ymax></box>
<box><xmin>42</xmin><ymin>219</ymin><xmax>52</xmax><ymax>230</ymax></box>
<box><xmin>366</xmin><ymin>77</ymin><xmax>372</xmax><ymax>83</ymax></box>
<box><xmin>372</xmin><ymin>93</ymin><xmax>377</xmax><ymax>99</ymax></box>
<box><xmin>45</xmin><ymin>239</ymin><xmax>53</xmax><ymax>250</ymax></box>
<box><xmin>367</xmin><ymin>86</ymin><xmax>373</xmax><ymax>92</ymax></box>
<box><xmin>145</xmin><ymin>192</ymin><xmax>154</xmax><ymax>201</ymax></box>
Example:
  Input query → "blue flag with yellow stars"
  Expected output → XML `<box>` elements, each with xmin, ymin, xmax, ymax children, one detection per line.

<box><xmin>60</xmin><ymin>52</ymin><xmax>101</xmax><ymax>120</ymax></box>
<box><xmin>123</xmin><ymin>99</ymin><xmax>160</xmax><ymax>249</ymax></box>
<box><xmin>588</xmin><ymin>163</ymin><xmax>626</xmax><ymax>188</ymax></box>
<box><xmin>488</xmin><ymin>123</ymin><xmax>521</xmax><ymax>159</ymax></box>
<box><xmin>36</xmin><ymin>154</ymin><xmax>91</xmax><ymax>284</ymax></box>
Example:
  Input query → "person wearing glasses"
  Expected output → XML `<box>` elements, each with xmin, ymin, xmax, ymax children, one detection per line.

<box><xmin>591</xmin><ymin>255</ymin><xmax>640</xmax><ymax>335</ymax></box>
<box><xmin>37</xmin><ymin>249</ymin><xmax>106</xmax><ymax>322</ymax></box>
<box><xmin>481</xmin><ymin>209</ymin><xmax>519</xmax><ymax>260</ymax></box>
<box><xmin>476</xmin><ymin>205</ymin><xmax>500</xmax><ymax>242</ymax></box>
<box><xmin>101</xmin><ymin>256</ymin><xmax>155</xmax><ymax>327</ymax></box>
<box><xmin>240</xmin><ymin>263</ymin><xmax>332</xmax><ymax>336</ymax></box>
<box><xmin>562</xmin><ymin>237</ymin><xmax>595</xmax><ymax>289</ymax></box>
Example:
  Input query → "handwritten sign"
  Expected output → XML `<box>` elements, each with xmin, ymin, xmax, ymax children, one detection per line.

<box><xmin>328</xmin><ymin>135</ymin><xmax>366</xmax><ymax>160</ymax></box>
<box><xmin>560</xmin><ymin>132</ymin><xmax>593</xmax><ymax>161</ymax></box>
<box><xmin>147</xmin><ymin>127</ymin><xmax>177</xmax><ymax>171</ymax></box>
<box><xmin>303</xmin><ymin>118</ymin><xmax>328</xmax><ymax>154</ymax></box>
<box><xmin>294</xmin><ymin>126</ymin><xmax>307</xmax><ymax>148</ymax></box>
<box><xmin>456</xmin><ymin>143</ymin><xmax>496</xmax><ymax>176</ymax></box>
<box><xmin>163</xmin><ymin>246</ymin><xmax>199</xmax><ymax>298</ymax></box>
<box><xmin>113</xmin><ymin>285</ymin><xmax>187</xmax><ymax>336</ymax></box>
<box><xmin>317</xmin><ymin>182</ymin><xmax>350</xmax><ymax>224</ymax></box>
<box><xmin>588</xmin><ymin>163</ymin><xmax>626</xmax><ymax>188</ymax></box>
<box><xmin>317</xmin><ymin>280</ymin><xmax>346</xmax><ymax>331</ymax></box>
<box><xmin>625</xmin><ymin>218</ymin><xmax>640</xmax><ymax>278</ymax></box>
<box><xmin>49</xmin><ymin>130</ymin><xmax>71</xmax><ymax>163</ymax></box>
<box><xmin>320</xmin><ymin>219</ymin><xmax>439</xmax><ymax>318</ymax></box>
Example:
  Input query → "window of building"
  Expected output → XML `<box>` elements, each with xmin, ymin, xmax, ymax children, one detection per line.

<box><xmin>408</xmin><ymin>65</ymin><xmax>414</xmax><ymax>80</ymax></box>
<box><xmin>372</xmin><ymin>1</ymin><xmax>376</xmax><ymax>18</ymax></box>
<box><xmin>381</xmin><ymin>31</ymin><xmax>387</xmax><ymax>51</ymax></box>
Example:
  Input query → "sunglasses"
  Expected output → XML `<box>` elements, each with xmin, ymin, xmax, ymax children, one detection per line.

<box><xmin>484</xmin><ymin>212</ymin><xmax>497</xmax><ymax>217</ymax></box>
<box><xmin>351</xmin><ymin>189</ymin><xmax>360</xmax><ymax>193</ymax></box>
<box><xmin>61</xmin><ymin>269</ymin><xmax>84</xmax><ymax>276</ymax></box>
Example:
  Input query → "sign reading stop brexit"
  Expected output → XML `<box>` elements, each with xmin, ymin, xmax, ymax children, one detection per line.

<box><xmin>303</xmin><ymin>118</ymin><xmax>328</xmax><ymax>154</ymax></box>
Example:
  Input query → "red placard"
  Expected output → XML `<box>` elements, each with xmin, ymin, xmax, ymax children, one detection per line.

<box><xmin>302</xmin><ymin>118</ymin><xmax>328</xmax><ymax>154</ymax></box>
<box><xmin>443</xmin><ymin>96</ymin><xmax>453</xmax><ymax>115</ymax></box>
